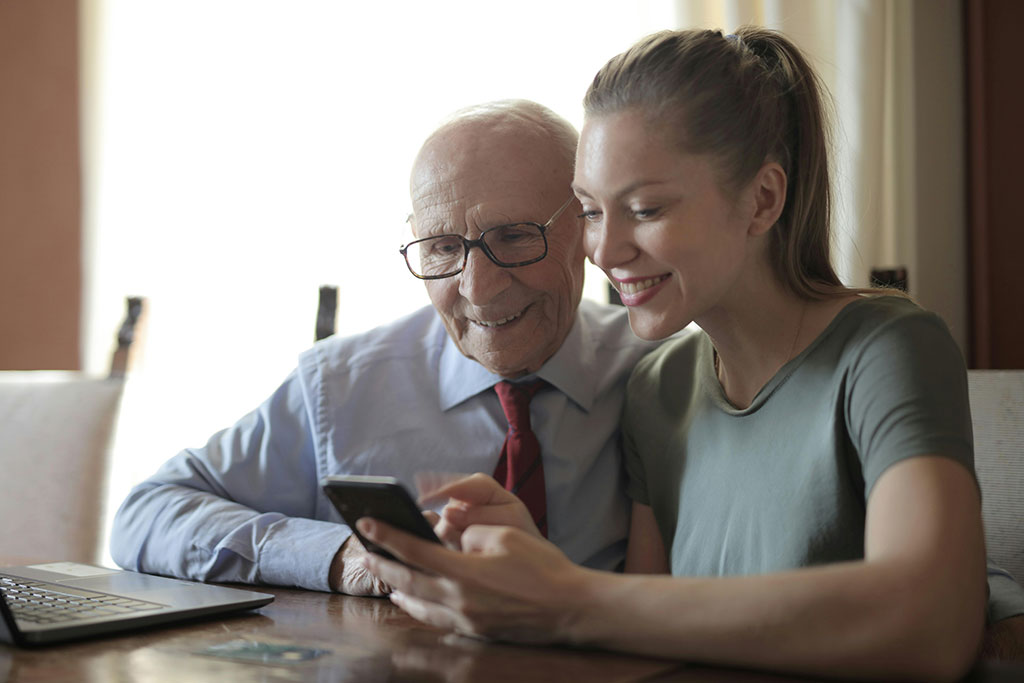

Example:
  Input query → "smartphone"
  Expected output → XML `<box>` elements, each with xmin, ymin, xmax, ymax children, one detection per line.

<box><xmin>321</xmin><ymin>475</ymin><xmax>441</xmax><ymax>561</ymax></box>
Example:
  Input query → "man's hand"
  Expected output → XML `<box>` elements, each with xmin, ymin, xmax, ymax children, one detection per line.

<box><xmin>420</xmin><ymin>473</ymin><xmax>541</xmax><ymax>549</ymax></box>
<box><xmin>328</xmin><ymin>535</ymin><xmax>392</xmax><ymax>596</ymax></box>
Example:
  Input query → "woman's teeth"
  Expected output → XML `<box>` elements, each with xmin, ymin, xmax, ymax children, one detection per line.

<box><xmin>619</xmin><ymin>275</ymin><xmax>668</xmax><ymax>295</ymax></box>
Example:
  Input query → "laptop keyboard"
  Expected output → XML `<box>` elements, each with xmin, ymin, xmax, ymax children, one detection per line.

<box><xmin>0</xmin><ymin>574</ymin><xmax>164</xmax><ymax>625</ymax></box>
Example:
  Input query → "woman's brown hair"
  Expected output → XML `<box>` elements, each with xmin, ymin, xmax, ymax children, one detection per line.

<box><xmin>583</xmin><ymin>27</ymin><xmax>846</xmax><ymax>299</ymax></box>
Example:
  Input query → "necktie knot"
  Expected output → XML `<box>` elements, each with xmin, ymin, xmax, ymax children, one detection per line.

<box><xmin>494</xmin><ymin>379</ymin><xmax>545</xmax><ymax>433</ymax></box>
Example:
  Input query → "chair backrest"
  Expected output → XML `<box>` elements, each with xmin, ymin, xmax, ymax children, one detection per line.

<box><xmin>0</xmin><ymin>297</ymin><xmax>144</xmax><ymax>564</ymax></box>
<box><xmin>0</xmin><ymin>374</ymin><xmax>124</xmax><ymax>564</ymax></box>
<box><xmin>968</xmin><ymin>370</ymin><xmax>1024</xmax><ymax>582</ymax></box>
<box><xmin>316</xmin><ymin>285</ymin><xmax>338</xmax><ymax>341</ymax></box>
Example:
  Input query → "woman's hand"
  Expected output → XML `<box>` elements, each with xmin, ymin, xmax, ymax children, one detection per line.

<box><xmin>420</xmin><ymin>473</ymin><xmax>542</xmax><ymax>550</ymax></box>
<box><xmin>357</xmin><ymin>517</ymin><xmax>591</xmax><ymax>644</ymax></box>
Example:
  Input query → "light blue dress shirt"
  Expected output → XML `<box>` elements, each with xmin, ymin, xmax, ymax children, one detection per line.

<box><xmin>110</xmin><ymin>300</ymin><xmax>655</xmax><ymax>591</ymax></box>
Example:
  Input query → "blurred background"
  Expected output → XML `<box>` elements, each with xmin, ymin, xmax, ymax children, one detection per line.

<box><xmin>1</xmin><ymin>0</ymin><xmax>1021</xmax><ymax>563</ymax></box>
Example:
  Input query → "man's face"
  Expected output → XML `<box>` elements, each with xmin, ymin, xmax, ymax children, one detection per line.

<box><xmin>410</xmin><ymin>124</ymin><xmax>584</xmax><ymax>378</ymax></box>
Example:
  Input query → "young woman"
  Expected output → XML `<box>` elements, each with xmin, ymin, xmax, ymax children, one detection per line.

<box><xmin>359</xmin><ymin>27</ymin><xmax>986</xmax><ymax>681</ymax></box>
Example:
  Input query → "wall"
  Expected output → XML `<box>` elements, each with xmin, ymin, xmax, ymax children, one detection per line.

<box><xmin>0</xmin><ymin>0</ymin><xmax>82</xmax><ymax>370</ymax></box>
<box><xmin>0</xmin><ymin>0</ymin><xmax>1019</xmax><ymax>370</ymax></box>
<box><xmin>967</xmin><ymin>0</ymin><xmax>1024</xmax><ymax>368</ymax></box>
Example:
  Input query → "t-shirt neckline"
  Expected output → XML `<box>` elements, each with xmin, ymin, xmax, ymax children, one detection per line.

<box><xmin>702</xmin><ymin>295</ymin><xmax>895</xmax><ymax>415</ymax></box>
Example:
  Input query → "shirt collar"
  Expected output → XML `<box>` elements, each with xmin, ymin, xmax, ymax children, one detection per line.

<box><xmin>437</xmin><ymin>309</ymin><xmax>597</xmax><ymax>413</ymax></box>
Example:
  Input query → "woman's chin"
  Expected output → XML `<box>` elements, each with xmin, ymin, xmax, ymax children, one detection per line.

<box><xmin>625</xmin><ymin>310</ymin><xmax>680</xmax><ymax>342</ymax></box>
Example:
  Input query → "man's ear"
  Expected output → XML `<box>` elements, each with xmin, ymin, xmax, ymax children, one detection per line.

<box><xmin>748</xmin><ymin>162</ymin><xmax>787</xmax><ymax>237</ymax></box>
<box><xmin>406</xmin><ymin>213</ymin><xmax>417</xmax><ymax>238</ymax></box>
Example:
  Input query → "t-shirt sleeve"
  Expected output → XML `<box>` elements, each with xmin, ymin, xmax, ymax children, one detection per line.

<box><xmin>844</xmin><ymin>307</ymin><xmax>975</xmax><ymax>496</ymax></box>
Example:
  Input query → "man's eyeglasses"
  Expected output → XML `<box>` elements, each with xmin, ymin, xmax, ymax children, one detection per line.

<box><xmin>399</xmin><ymin>195</ymin><xmax>575</xmax><ymax>280</ymax></box>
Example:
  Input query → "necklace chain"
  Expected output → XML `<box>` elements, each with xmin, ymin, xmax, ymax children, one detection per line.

<box><xmin>714</xmin><ymin>300</ymin><xmax>808</xmax><ymax>382</ymax></box>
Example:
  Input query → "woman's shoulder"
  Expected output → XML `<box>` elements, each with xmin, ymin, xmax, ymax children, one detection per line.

<box><xmin>830</xmin><ymin>294</ymin><xmax>948</xmax><ymax>342</ymax></box>
<box><xmin>821</xmin><ymin>294</ymin><xmax>961</xmax><ymax>370</ymax></box>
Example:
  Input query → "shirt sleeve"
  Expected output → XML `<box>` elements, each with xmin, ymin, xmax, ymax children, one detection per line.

<box><xmin>844</xmin><ymin>308</ymin><xmax>975</xmax><ymax>496</ymax></box>
<box><xmin>109</xmin><ymin>369</ymin><xmax>350</xmax><ymax>591</ymax></box>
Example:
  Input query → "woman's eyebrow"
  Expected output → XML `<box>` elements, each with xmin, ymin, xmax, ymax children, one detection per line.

<box><xmin>573</xmin><ymin>179</ymin><xmax>673</xmax><ymax>201</ymax></box>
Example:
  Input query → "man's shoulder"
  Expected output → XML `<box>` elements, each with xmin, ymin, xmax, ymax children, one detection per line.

<box><xmin>576</xmin><ymin>300</ymin><xmax>657</xmax><ymax>355</ymax></box>
<box><xmin>299</xmin><ymin>306</ymin><xmax>446</xmax><ymax>378</ymax></box>
<box><xmin>631</xmin><ymin>325</ymin><xmax>703</xmax><ymax>383</ymax></box>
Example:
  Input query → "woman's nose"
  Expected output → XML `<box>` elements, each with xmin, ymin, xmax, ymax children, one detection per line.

<box><xmin>584</xmin><ymin>216</ymin><xmax>633</xmax><ymax>271</ymax></box>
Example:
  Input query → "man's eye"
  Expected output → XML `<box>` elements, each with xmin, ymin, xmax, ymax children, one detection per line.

<box><xmin>497</xmin><ymin>227</ymin><xmax>531</xmax><ymax>242</ymax></box>
<box><xmin>427</xmin><ymin>238</ymin><xmax>462</xmax><ymax>256</ymax></box>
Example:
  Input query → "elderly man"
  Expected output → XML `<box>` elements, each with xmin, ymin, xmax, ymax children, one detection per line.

<box><xmin>110</xmin><ymin>100</ymin><xmax>653</xmax><ymax>595</ymax></box>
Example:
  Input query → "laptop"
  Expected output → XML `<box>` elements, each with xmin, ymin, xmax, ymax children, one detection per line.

<box><xmin>0</xmin><ymin>561</ymin><xmax>274</xmax><ymax>646</ymax></box>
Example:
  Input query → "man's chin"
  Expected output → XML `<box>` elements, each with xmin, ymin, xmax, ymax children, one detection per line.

<box><xmin>455</xmin><ymin>317</ymin><xmax>554</xmax><ymax>377</ymax></box>
<box><xmin>471</xmin><ymin>347</ymin><xmax>544</xmax><ymax>379</ymax></box>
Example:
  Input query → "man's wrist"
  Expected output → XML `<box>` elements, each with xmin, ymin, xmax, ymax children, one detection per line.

<box><xmin>328</xmin><ymin>537</ymin><xmax>351</xmax><ymax>592</ymax></box>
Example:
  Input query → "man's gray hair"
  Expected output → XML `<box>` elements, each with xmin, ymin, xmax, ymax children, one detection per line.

<box><xmin>424</xmin><ymin>99</ymin><xmax>578</xmax><ymax>176</ymax></box>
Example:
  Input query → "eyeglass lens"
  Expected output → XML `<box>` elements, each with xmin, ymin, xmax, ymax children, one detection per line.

<box><xmin>407</xmin><ymin>224</ymin><xmax>546</xmax><ymax>278</ymax></box>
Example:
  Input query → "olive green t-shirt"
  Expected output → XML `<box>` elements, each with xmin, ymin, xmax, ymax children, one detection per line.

<box><xmin>623</xmin><ymin>296</ymin><xmax>975</xmax><ymax>576</ymax></box>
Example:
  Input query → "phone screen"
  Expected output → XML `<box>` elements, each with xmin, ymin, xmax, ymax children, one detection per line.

<box><xmin>321</xmin><ymin>475</ymin><xmax>441</xmax><ymax>561</ymax></box>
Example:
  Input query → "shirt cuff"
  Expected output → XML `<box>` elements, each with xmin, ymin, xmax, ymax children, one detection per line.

<box><xmin>256</xmin><ymin>516</ymin><xmax>351</xmax><ymax>591</ymax></box>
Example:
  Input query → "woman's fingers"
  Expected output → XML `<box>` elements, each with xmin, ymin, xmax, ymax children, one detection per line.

<box><xmin>360</xmin><ymin>519</ymin><xmax>582</xmax><ymax>644</ymax></box>
<box><xmin>389</xmin><ymin>590</ymin><xmax>467</xmax><ymax>633</ymax></box>
<box><xmin>359</xmin><ymin>517</ymin><xmax>479</xmax><ymax>583</ymax></box>
<box><xmin>444</xmin><ymin>501</ymin><xmax>540</xmax><ymax>537</ymax></box>
<box><xmin>433</xmin><ymin>516</ymin><xmax>465</xmax><ymax>551</ymax></box>
<box><xmin>418</xmin><ymin>472</ymin><xmax>514</xmax><ymax>507</ymax></box>
<box><xmin>422</xmin><ymin>510</ymin><xmax>440</xmax><ymax>526</ymax></box>
<box><xmin>361</xmin><ymin>552</ymin><xmax>453</xmax><ymax>606</ymax></box>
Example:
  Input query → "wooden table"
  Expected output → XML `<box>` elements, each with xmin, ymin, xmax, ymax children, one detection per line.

<box><xmin>3</xmin><ymin>583</ymin><xmax>1024</xmax><ymax>682</ymax></box>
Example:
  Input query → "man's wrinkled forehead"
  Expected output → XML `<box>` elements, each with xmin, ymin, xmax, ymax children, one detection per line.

<box><xmin>411</xmin><ymin>122</ymin><xmax>519</xmax><ymax>195</ymax></box>
<box><xmin>410</xmin><ymin>124</ymin><xmax>565</xmax><ymax>231</ymax></box>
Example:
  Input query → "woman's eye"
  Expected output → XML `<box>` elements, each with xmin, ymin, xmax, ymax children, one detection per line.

<box><xmin>632</xmin><ymin>207</ymin><xmax>660</xmax><ymax>219</ymax></box>
<box><xmin>577</xmin><ymin>210</ymin><xmax>602</xmax><ymax>222</ymax></box>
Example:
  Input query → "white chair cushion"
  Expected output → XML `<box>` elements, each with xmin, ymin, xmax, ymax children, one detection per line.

<box><xmin>0</xmin><ymin>372</ymin><xmax>124</xmax><ymax>564</ymax></box>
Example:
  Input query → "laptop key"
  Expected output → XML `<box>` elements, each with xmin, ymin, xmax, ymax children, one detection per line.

<box><xmin>39</xmin><ymin>585</ymin><xmax>108</xmax><ymax>600</ymax></box>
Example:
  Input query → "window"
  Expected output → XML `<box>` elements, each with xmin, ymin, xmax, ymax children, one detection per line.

<box><xmin>82</xmin><ymin>1</ymin><xmax>675</xmax><ymax>562</ymax></box>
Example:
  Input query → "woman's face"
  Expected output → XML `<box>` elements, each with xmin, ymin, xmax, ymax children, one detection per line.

<box><xmin>573</xmin><ymin>109</ymin><xmax>759</xmax><ymax>340</ymax></box>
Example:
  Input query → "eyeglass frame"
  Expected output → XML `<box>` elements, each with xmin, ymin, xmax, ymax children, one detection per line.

<box><xmin>399</xmin><ymin>195</ymin><xmax>576</xmax><ymax>280</ymax></box>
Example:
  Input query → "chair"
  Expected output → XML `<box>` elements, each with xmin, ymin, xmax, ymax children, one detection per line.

<box><xmin>316</xmin><ymin>285</ymin><xmax>338</xmax><ymax>341</ymax></box>
<box><xmin>0</xmin><ymin>298</ymin><xmax>144</xmax><ymax>564</ymax></box>
<box><xmin>969</xmin><ymin>370</ymin><xmax>1024</xmax><ymax>582</ymax></box>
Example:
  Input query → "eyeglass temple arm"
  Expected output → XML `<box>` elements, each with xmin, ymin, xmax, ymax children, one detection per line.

<box><xmin>546</xmin><ymin>195</ymin><xmax>577</xmax><ymax>228</ymax></box>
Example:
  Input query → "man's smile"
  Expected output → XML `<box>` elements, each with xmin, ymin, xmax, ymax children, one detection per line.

<box><xmin>468</xmin><ymin>305</ymin><xmax>529</xmax><ymax>328</ymax></box>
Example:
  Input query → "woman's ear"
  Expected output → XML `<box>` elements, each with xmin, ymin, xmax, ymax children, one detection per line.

<box><xmin>748</xmin><ymin>162</ymin><xmax>787</xmax><ymax>236</ymax></box>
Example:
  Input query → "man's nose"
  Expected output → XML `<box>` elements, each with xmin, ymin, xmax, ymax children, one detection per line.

<box><xmin>458</xmin><ymin>247</ymin><xmax>511</xmax><ymax>305</ymax></box>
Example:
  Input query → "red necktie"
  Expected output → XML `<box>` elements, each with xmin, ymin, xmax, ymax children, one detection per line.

<box><xmin>492</xmin><ymin>380</ymin><xmax>548</xmax><ymax>537</ymax></box>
